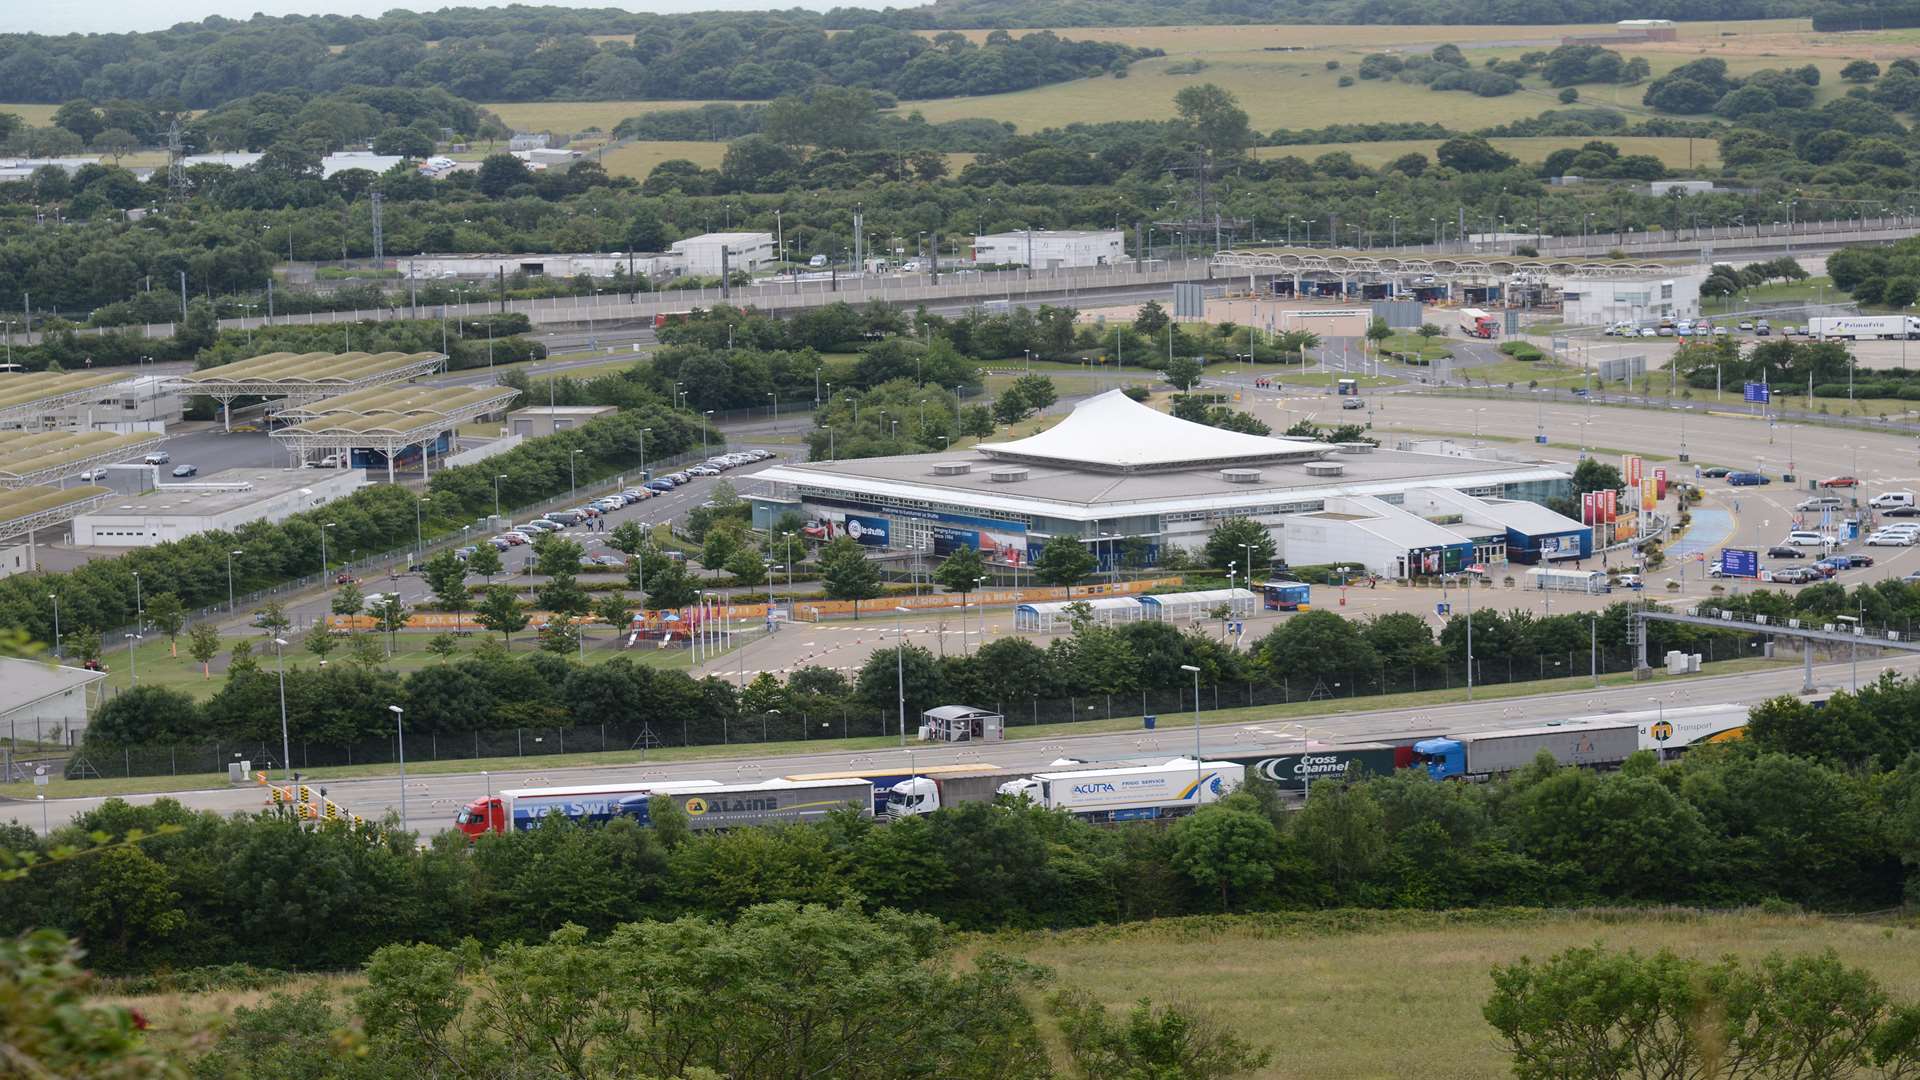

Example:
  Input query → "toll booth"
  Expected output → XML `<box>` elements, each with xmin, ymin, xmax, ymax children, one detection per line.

<box><xmin>919</xmin><ymin>705</ymin><xmax>1005</xmax><ymax>743</ymax></box>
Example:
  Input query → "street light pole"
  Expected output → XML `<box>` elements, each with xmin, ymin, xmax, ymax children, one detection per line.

<box><xmin>227</xmin><ymin>549</ymin><xmax>242</xmax><ymax>611</ymax></box>
<box><xmin>493</xmin><ymin>473</ymin><xmax>505</xmax><ymax>520</ymax></box>
<box><xmin>1180</xmin><ymin>664</ymin><xmax>1203</xmax><ymax>790</ymax></box>
<box><xmin>48</xmin><ymin>594</ymin><xmax>59</xmax><ymax>659</ymax></box>
<box><xmin>570</xmin><ymin>449</ymin><xmax>582</xmax><ymax>501</ymax></box>
<box><xmin>895</xmin><ymin>605</ymin><xmax>912</xmax><ymax>744</ymax></box>
<box><xmin>321</xmin><ymin>522</ymin><xmax>336</xmax><ymax>580</ymax></box>
<box><xmin>388</xmin><ymin>704</ymin><xmax>408</xmax><ymax>834</ymax></box>
<box><xmin>125</xmin><ymin>633</ymin><xmax>138</xmax><ymax>684</ymax></box>
<box><xmin>274</xmin><ymin>637</ymin><xmax>291</xmax><ymax>780</ymax></box>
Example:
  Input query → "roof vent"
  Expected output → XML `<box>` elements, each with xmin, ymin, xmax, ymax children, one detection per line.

<box><xmin>1336</xmin><ymin>442</ymin><xmax>1375</xmax><ymax>454</ymax></box>
<box><xmin>1304</xmin><ymin>462</ymin><xmax>1346</xmax><ymax>477</ymax></box>
<box><xmin>988</xmin><ymin>467</ymin><xmax>1029</xmax><ymax>484</ymax></box>
<box><xmin>931</xmin><ymin>462</ymin><xmax>973</xmax><ymax>476</ymax></box>
<box><xmin>1220</xmin><ymin>468</ymin><xmax>1263</xmax><ymax>484</ymax></box>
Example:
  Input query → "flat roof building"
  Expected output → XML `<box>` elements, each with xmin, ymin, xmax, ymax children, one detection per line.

<box><xmin>0</xmin><ymin>657</ymin><xmax>105</xmax><ymax>746</ymax></box>
<box><xmin>505</xmin><ymin>405</ymin><xmax>617</xmax><ymax>438</ymax></box>
<box><xmin>973</xmin><ymin>229</ymin><xmax>1125</xmax><ymax>269</ymax></box>
<box><xmin>72</xmin><ymin>467</ymin><xmax>366</xmax><ymax>548</ymax></box>
<box><xmin>751</xmin><ymin>390</ymin><xmax>1573</xmax><ymax>575</ymax></box>
<box><xmin>1560</xmin><ymin>274</ymin><xmax>1703</xmax><ymax>328</ymax></box>
<box><xmin>670</xmin><ymin>232</ymin><xmax>775</xmax><ymax>277</ymax></box>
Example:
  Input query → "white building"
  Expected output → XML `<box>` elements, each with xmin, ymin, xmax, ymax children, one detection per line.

<box><xmin>0</xmin><ymin>157</ymin><xmax>100</xmax><ymax>181</ymax></box>
<box><xmin>509</xmin><ymin>132</ymin><xmax>552</xmax><ymax>151</ymax></box>
<box><xmin>505</xmin><ymin>405</ymin><xmax>617</xmax><ymax>437</ymax></box>
<box><xmin>749</xmin><ymin>390</ymin><xmax>1577</xmax><ymax>577</ymax></box>
<box><xmin>0</xmin><ymin>658</ymin><xmax>104</xmax><ymax>746</ymax></box>
<box><xmin>399</xmin><ymin>252</ymin><xmax>671</xmax><ymax>280</ymax></box>
<box><xmin>670</xmin><ymin>232</ymin><xmax>776</xmax><ymax>277</ymax></box>
<box><xmin>1559</xmin><ymin>274</ymin><xmax>1703</xmax><ymax>327</ymax></box>
<box><xmin>37</xmin><ymin>376</ymin><xmax>180</xmax><ymax>434</ymax></box>
<box><xmin>72</xmin><ymin>467</ymin><xmax>366</xmax><ymax>548</ymax></box>
<box><xmin>1649</xmin><ymin>180</ymin><xmax>1714</xmax><ymax>197</ymax></box>
<box><xmin>168</xmin><ymin>151</ymin><xmax>405</xmax><ymax>179</ymax></box>
<box><xmin>972</xmin><ymin>229</ymin><xmax>1125</xmax><ymax>269</ymax></box>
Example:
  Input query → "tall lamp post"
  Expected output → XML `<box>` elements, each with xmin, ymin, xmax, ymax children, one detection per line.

<box><xmin>493</xmin><ymin>473</ymin><xmax>506</xmax><ymax>520</ymax></box>
<box><xmin>273</xmin><ymin>637</ymin><xmax>292</xmax><ymax>780</ymax></box>
<box><xmin>894</xmin><ymin>605</ymin><xmax>912</xmax><ymax>744</ymax></box>
<box><xmin>321</xmin><ymin>522</ymin><xmax>336</xmax><ymax>580</ymax></box>
<box><xmin>1180</xmin><ymin>664</ymin><xmax>1203</xmax><ymax>789</ymax></box>
<box><xmin>124</xmin><ymin>633</ymin><xmax>139</xmax><ymax>684</ymax></box>
<box><xmin>388</xmin><ymin>704</ymin><xmax>408</xmax><ymax>834</ymax></box>
<box><xmin>226</xmin><ymin>549</ymin><xmax>243</xmax><ymax>611</ymax></box>
<box><xmin>131</xmin><ymin>571</ymin><xmax>142</xmax><ymax>632</ymax></box>
<box><xmin>48</xmin><ymin>594</ymin><xmax>59</xmax><ymax>659</ymax></box>
<box><xmin>570</xmin><ymin>449</ymin><xmax>583</xmax><ymax>501</ymax></box>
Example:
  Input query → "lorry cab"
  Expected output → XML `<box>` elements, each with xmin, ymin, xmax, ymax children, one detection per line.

<box><xmin>1410</xmin><ymin>737</ymin><xmax>1465</xmax><ymax>780</ymax></box>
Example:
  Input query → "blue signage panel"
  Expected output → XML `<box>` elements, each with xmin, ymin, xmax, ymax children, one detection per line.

<box><xmin>1743</xmin><ymin>382</ymin><xmax>1771</xmax><ymax>403</ymax></box>
<box><xmin>843</xmin><ymin>515</ymin><xmax>890</xmax><ymax>546</ymax></box>
<box><xmin>1721</xmin><ymin>548</ymin><xmax>1759</xmax><ymax>578</ymax></box>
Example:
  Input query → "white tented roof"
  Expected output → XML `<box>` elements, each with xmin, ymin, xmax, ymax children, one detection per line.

<box><xmin>977</xmin><ymin>390</ymin><xmax>1331</xmax><ymax>473</ymax></box>
<box><xmin>1138</xmin><ymin>589</ymin><xmax>1256</xmax><ymax>609</ymax></box>
<box><xmin>1017</xmin><ymin>597</ymin><xmax>1143</xmax><ymax>615</ymax></box>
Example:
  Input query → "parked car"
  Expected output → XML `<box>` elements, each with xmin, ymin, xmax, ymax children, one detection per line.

<box><xmin>1819</xmin><ymin>476</ymin><xmax>1860</xmax><ymax>488</ymax></box>
<box><xmin>1738</xmin><ymin>321</ymin><xmax>1755</xmax><ymax>332</ymax></box>
<box><xmin>1798</xmin><ymin>496</ymin><xmax>1845</xmax><ymax>511</ymax></box>
<box><xmin>488</xmin><ymin>537</ymin><xmax>512</xmax><ymax>551</ymax></box>
<box><xmin>305</xmin><ymin>454</ymin><xmax>341</xmax><ymax>468</ymax></box>
<box><xmin>1701</xmin><ymin>466</ymin><xmax>1733</xmax><ymax>478</ymax></box>
<box><xmin>1727</xmin><ymin>471</ymin><xmax>1770</xmax><ymax>486</ymax></box>
<box><xmin>143</xmin><ymin>450</ymin><xmax>170</xmax><ymax>465</ymax></box>
<box><xmin>77</xmin><ymin>468</ymin><xmax>107</xmax><ymax>481</ymax></box>
<box><xmin>1867</xmin><ymin>532</ymin><xmax>1914</xmax><ymax>546</ymax></box>
<box><xmin>644</xmin><ymin>479</ymin><xmax>674</xmax><ymax>492</ymax></box>
<box><xmin>170</xmin><ymin>464</ymin><xmax>198</xmax><ymax>477</ymax></box>
<box><xmin>669</xmin><ymin>472</ymin><xmax>692</xmax><ymax>483</ymax></box>
<box><xmin>1712</xmin><ymin>326</ymin><xmax>1730</xmax><ymax>338</ymax></box>
<box><xmin>1843</xmin><ymin>553</ymin><xmax>1875</xmax><ymax>567</ymax></box>
<box><xmin>689</xmin><ymin>466</ymin><xmax>720</xmax><ymax>477</ymax></box>
<box><xmin>1764</xmin><ymin>545</ymin><xmax>1802</xmax><ymax>558</ymax></box>
<box><xmin>1787</xmin><ymin>530</ymin><xmax>1834</xmax><ymax>546</ymax></box>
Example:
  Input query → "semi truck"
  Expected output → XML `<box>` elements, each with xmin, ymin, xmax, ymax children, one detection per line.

<box><xmin>1457</xmin><ymin>308</ymin><xmax>1499</xmax><ymax>338</ymax></box>
<box><xmin>1558</xmin><ymin>703</ymin><xmax>1750</xmax><ymax>752</ymax></box>
<box><xmin>1223</xmin><ymin>744</ymin><xmax>1409</xmax><ymax>794</ymax></box>
<box><xmin>454</xmin><ymin>777</ymin><xmax>873</xmax><ymax>836</ymax></box>
<box><xmin>782</xmin><ymin>766</ymin><xmax>1008</xmax><ymax>816</ymax></box>
<box><xmin>998</xmin><ymin>758</ymin><xmax>1244</xmax><ymax>822</ymax></box>
<box><xmin>1808</xmin><ymin>315</ymin><xmax>1920</xmax><ymax>341</ymax></box>
<box><xmin>1412</xmin><ymin>720</ymin><xmax>1639</xmax><ymax>780</ymax></box>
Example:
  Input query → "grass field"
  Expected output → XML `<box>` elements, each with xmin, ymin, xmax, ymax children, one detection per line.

<box><xmin>0</xmin><ymin>103</ymin><xmax>58</xmax><ymax>126</ymax></box>
<box><xmin>103</xmin><ymin>907</ymin><xmax>1920</xmax><ymax>1079</ymax></box>
<box><xmin>1261</xmin><ymin>135</ymin><xmax>1722</xmax><ymax>170</ymax></box>
<box><xmin>596</xmin><ymin>139</ymin><xmax>729</xmax><ymax>177</ymax></box>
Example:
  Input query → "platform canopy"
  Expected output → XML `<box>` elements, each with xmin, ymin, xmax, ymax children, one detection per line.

<box><xmin>0</xmin><ymin>484</ymin><xmax>111</xmax><ymax>543</ymax></box>
<box><xmin>166</xmin><ymin>351</ymin><xmax>447</xmax><ymax>428</ymax></box>
<box><xmin>270</xmin><ymin>384</ymin><xmax>519</xmax><ymax>480</ymax></box>
<box><xmin>0</xmin><ymin>371</ymin><xmax>141</xmax><ymax>427</ymax></box>
<box><xmin>978</xmin><ymin>390</ymin><xmax>1329</xmax><ymax>473</ymax></box>
<box><xmin>0</xmin><ymin>430</ymin><xmax>169</xmax><ymax>488</ymax></box>
<box><xmin>1211</xmin><ymin>249</ymin><xmax>1677</xmax><ymax>280</ymax></box>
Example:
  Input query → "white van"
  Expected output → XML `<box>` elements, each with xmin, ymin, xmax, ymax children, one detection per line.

<box><xmin>1871</xmin><ymin>491</ymin><xmax>1915</xmax><ymax>509</ymax></box>
<box><xmin>1787</xmin><ymin>530</ymin><xmax>1834</xmax><ymax>547</ymax></box>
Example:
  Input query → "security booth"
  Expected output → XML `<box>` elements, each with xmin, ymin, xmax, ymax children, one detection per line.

<box><xmin>920</xmin><ymin>705</ymin><xmax>1005</xmax><ymax>743</ymax></box>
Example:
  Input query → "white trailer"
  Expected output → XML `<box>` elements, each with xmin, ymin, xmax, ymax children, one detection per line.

<box><xmin>1002</xmin><ymin>758</ymin><xmax>1244</xmax><ymax>822</ymax></box>
<box><xmin>1525</xmin><ymin>568</ymin><xmax>1611</xmax><ymax>594</ymax></box>
<box><xmin>1458</xmin><ymin>308</ymin><xmax>1498</xmax><ymax>338</ymax></box>
<box><xmin>1808</xmin><ymin>315</ymin><xmax>1920</xmax><ymax>341</ymax></box>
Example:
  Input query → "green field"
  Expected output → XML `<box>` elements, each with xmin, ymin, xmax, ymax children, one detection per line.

<box><xmin>596</xmin><ymin>139</ymin><xmax>730</xmax><ymax>177</ymax></box>
<box><xmin>0</xmin><ymin>103</ymin><xmax>59</xmax><ymax>126</ymax></box>
<box><xmin>105</xmin><ymin>907</ymin><xmax>1920</xmax><ymax>1079</ymax></box>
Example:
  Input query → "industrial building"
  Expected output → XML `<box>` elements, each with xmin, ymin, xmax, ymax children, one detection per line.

<box><xmin>1558</xmin><ymin>275</ymin><xmax>1703</xmax><ymax>327</ymax></box>
<box><xmin>71</xmin><ymin>467</ymin><xmax>366</xmax><ymax>548</ymax></box>
<box><xmin>750</xmin><ymin>390</ymin><xmax>1581</xmax><ymax>577</ymax></box>
<box><xmin>505</xmin><ymin>405</ymin><xmax>617</xmax><ymax>438</ymax></box>
<box><xmin>0</xmin><ymin>657</ymin><xmax>104</xmax><ymax>746</ymax></box>
<box><xmin>669</xmin><ymin>232</ymin><xmax>776</xmax><ymax>277</ymax></box>
<box><xmin>30</xmin><ymin>376</ymin><xmax>180</xmax><ymax>433</ymax></box>
<box><xmin>401</xmin><ymin>253</ymin><xmax>672</xmax><ymax>280</ymax></box>
<box><xmin>972</xmin><ymin>230</ymin><xmax>1126</xmax><ymax>269</ymax></box>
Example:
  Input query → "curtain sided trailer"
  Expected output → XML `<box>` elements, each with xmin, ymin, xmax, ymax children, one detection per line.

<box><xmin>1413</xmin><ymin>720</ymin><xmax>1639</xmax><ymax>780</ymax></box>
<box><xmin>783</xmin><ymin>765</ymin><xmax>1006</xmax><ymax>815</ymax></box>
<box><xmin>455</xmin><ymin>778</ymin><xmax>873</xmax><ymax>835</ymax></box>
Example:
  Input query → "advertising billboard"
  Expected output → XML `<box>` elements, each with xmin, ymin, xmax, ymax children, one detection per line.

<box><xmin>932</xmin><ymin>523</ymin><xmax>1028</xmax><ymax>565</ymax></box>
<box><xmin>1654</xmin><ymin>467</ymin><xmax>1668</xmax><ymax>500</ymax></box>
<box><xmin>1641</xmin><ymin>476</ymin><xmax>1657</xmax><ymax>511</ymax></box>
<box><xmin>1602</xmin><ymin>489</ymin><xmax>1617</xmax><ymax>521</ymax></box>
<box><xmin>800</xmin><ymin>505</ymin><xmax>892</xmax><ymax>546</ymax></box>
<box><xmin>1720</xmin><ymin>548</ymin><xmax>1759</xmax><ymax>578</ymax></box>
<box><xmin>1408</xmin><ymin>543</ymin><xmax>1471</xmax><ymax>575</ymax></box>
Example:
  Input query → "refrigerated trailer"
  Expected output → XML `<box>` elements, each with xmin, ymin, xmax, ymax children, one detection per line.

<box><xmin>1413</xmin><ymin>720</ymin><xmax>1639</xmax><ymax>780</ymax></box>
<box><xmin>1000</xmin><ymin>758</ymin><xmax>1244</xmax><ymax>822</ymax></box>
<box><xmin>1458</xmin><ymin>308</ymin><xmax>1499</xmax><ymax>338</ymax></box>
<box><xmin>1808</xmin><ymin>315</ymin><xmax>1920</xmax><ymax>341</ymax></box>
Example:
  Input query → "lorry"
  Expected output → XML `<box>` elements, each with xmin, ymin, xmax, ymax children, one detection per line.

<box><xmin>1223</xmin><ymin>744</ymin><xmax>1408</xmax><ymax>794</ymax></box>
<box><xmin>1412</xmin><ymin>720</ymin><xmax>1639</xmax><ymax>780</ymax></box>
<box><xmin>997</xmin><ymin>758</ymin><xmax>1243</xmax><ymax>822</ymax></box>
<box><xmin>454</xmin><ymin>777</ymin><xmax>874</xmax><ymax>836</ymax></box>
<box><xmin>783</xmin><ymin>765</ymin><xmax>1007</xmax><ymax>816</ymax></box>
<box><xmin>1808</xmin><ymin>315</ymin><xmax>1920</xmax><ymax>341</ymax></box>
<box><xmin>1457</xmin><ymin>308</ymin><xmax>1499</xmax><ymax>339</ymax></box>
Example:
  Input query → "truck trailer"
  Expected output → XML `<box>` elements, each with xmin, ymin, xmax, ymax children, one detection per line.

<box><xmin>1224</xmin><ymin>744</ymin><xmax>1409</xmax><ymax>794</ymax></box>
<box><xmin>1808</xmin><ymin>315</ymin><xmax>1920</xmax><ymax>341</ymax></box>
<box><xmin>884</xmin><ymin>768</ymin><xmax>1015</xmax><ymax>817</ymax></box>
<box><xmin>1413</xmin><ymin>720</ymin><xmax>1639</xmax><ymax>780</ymax></box>
<box><xmin>1458</xmin><ymin>308</ymin><xmax>1499</xmax><ymax>338</ymax></box>
<box><xmin>455</xmin><ymin>778</ymin><xmax>873</xmax><ymax>836</ymax></box>
<box><xmin>1000</xmin><ymin>758</ymin><xmax>1244</xmax><ymax>822</ymax></box>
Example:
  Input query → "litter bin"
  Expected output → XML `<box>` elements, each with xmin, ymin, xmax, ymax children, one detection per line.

<box><xmin>1143</xmin><ymin>715</ymin><xmax>1157</xmax><ymax>730</ymax></box>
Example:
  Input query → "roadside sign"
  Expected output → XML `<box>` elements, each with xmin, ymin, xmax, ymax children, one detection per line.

<box><xmin>33</xmin><ymin>767</ymin><xmax>47</xmax><ymax>788</ymax></box>
<box><xmin>1721</xmin><ymin>548</ymin><xmax>1760</xmax><ymax>578</ymax></box>
<box><xmin>1435</xmin><ymin>602</ymin><xmax>1452</xmax><ymax>616</ymax></box>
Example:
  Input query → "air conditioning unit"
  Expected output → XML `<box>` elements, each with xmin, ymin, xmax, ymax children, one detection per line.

<box><xmin>988</xmin><ymin>467</ymin><xmax>1029</xmax><ymax>484</ymax></box>
<box><xmin>1220</xmin><ymin>468</ymin><xmax>1262</xmax><ymax>484</ymax></box>
<box><xmin>931</xmin><ymin>462</ymin><xmax>973</xmax><ymax>476</ymax></box>
<box><xmin>1303</xmin><ymin>462</ymin><xmax>1345</xmax><ymax>477</ymax></box>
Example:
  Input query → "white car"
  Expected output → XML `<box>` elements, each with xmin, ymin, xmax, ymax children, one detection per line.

<box><xmin>1867</xmin><ymin>532</ymin><xmax>1915</xmax><ymax>546</ymax></box>
<box><xmin>77</xmin><ymin>468</ymin><xmax>107</xmax><ymax>481</ymax></box>
<box><xmin>143</xmin><ymin>451</ymin><xmax>170</xmax><ymax>465</ymax></box>
<box><xmin>1786</xmin><ymin>530</ymin><xmax>1834</xmax><ymax>546</ymax></box>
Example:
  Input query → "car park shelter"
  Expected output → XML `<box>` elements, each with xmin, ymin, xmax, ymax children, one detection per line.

<box><xmin>1137</xmin><ymin>588</ymin><xmax>1256</xmax><ymax>622</ymax></box>
<box><xmin>0</xmin><ymin>484</ymin><xmax>112</xmax><ymax>576</ymax></box>
<box><xmin>0</xmin><ymin>372</ymin><xmax>143</xmax><ymax>429</ymax></box>
<box><xmin>166</xmin><ymin>351</ymin><xmax>446</xmax><ymax>431</ymax></box>
<box><xmin>919</xmin><ymin>705</ymin><xmax>1005</xmax><ymax>743</ymax></box>
<box><xmin>0</xmin><ymin>430</ymin><xmax>168</xmax><ymax>488</ymax></box>
<box><xmin>1015</xmin><ymin>596</ymin><xmax>1146</xmax><ymax>633</ymax></box>
<box><xmin>271</xmin><ymin>385</ymin><xmax>519</xmax><ymax>480</ymax></box>
<box><xmin>752</xmin><ymin>391</ymin><xmax>1572</xmax><ymax>576</ymax></box>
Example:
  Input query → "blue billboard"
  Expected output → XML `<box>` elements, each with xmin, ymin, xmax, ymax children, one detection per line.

<box><xmin>842</xmin><ymin>515</ymin><xmax>890</xmax><ymax>546</ymax></box>
<box><xmin>1720</xmin><ymin>548</ymin><xmax>1759</xmax><ymax>578</ymax></box>
<box><xmin>1743</xmin><ymin>382</ymin><xmax>1771</xmax><ymax>403</ymax></box>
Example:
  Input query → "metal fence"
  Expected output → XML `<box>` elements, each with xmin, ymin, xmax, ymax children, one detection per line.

<box><xmin>70</xmin><ymin>633</ymin><xmax>1828</xmax><ymax>780</ymax></box>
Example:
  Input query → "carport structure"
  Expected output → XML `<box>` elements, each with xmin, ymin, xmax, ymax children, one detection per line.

<box><xmin>1014</xmin><ymin>596</ymin><xmax>1145</xmax><ymax>634</ymax></box>
<box><xmin>0</xmin><ymin>372</ymin><xmax>143</xmax><ymax>429</ymax></box>
<box><xmin>0</xmin><ymin>430</ymin><xmax>169</xmax><ymax>488</ymax></box>
<box><xmin>0</xmin><ymin>485</ymin><xmax>112</xmax><ymax>568</ymax></box>
<box><xmin>271</xmin><ymin>384</ymin><xmax>519</xmax><ymax>481</ymax></box>
<box><xmin>165</xmin><ymin>351</ymin><xmax>446</xmax><ymax>431</ymax></box>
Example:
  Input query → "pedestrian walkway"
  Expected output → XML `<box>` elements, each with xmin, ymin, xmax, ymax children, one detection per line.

<box><xmin>1670</xmin><ymin>508</ymin><xmax>1734</xmax><ymax>558</ymax></box>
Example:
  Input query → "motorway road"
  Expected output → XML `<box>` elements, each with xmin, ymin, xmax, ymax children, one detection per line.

<box><xmin>6</xmin><ymin>650</ymin><xmax>1902</xmax><ymax>836</ymax></box>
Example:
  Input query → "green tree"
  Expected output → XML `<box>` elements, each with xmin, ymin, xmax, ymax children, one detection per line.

<box><xmin>595</xmin><ymin>594</ymin><xmax>634</xmax><ymax>640</ymax></box>
<box><xmin>474</xmin><ymin>585</ymin><xmax>528</xmax><ymax>649</ymax></box>
<box><xmin>426</xmin><ymin>633</ymin><xmax>459</xmax><ymax>663</ymax></box>
<box><xmin>1417</xmin><ymin>323</ymin><xmax>1444</xmax><ymax>339</ymax></box>
<box><xmin>1202</xmin><ymin>518</ymin><xmax>1276</xmax><ymax>575</ymax></box>
<box><xmin>643</xmin><ymin>558</ymin><xmax>699</xmax><ymax>611</ymax></box>
<box><xmin>1052</xmin><ymin>987</ymin><xmax>1272</xmax><ymax>1079</ymax></box>
<box><xmin>538</xmin><ymin>619</ymin><xmax>580</xmax><ymax>654</ymax></box>
<box><xmin>1169</xmin><ymin>803</ymin><xmax>1279</xmax><ymax>910</ymax></box>
<box><xmin>1436</xmin><ymin>134</ymin><xmax>1519</xmax><ymax>173</ymax></box>
<box><xmin>65</xmin><ymin>627</ymin><xmax>101</xmax><ymax>668</ymax></box>
<box><xmin>146</xmin><ymin>592</ymin><xmax>184</xmax><ymax>657</ymax></box>
<box><xmin>936</xmin><ymin>545</ymin><xmax>988</xmax><ymax>600</ymax></box>
<box><xmin>1843</xmin><ymin>59</ymin><xmax>1882</xmax><ymax>82</ymax></box>
<box><xmin>187</xmin><ymin>622</ymin><xmax>221</xmax><ymax>679</ymax></box>
<box><xmin>349</xmin><ymin>633</ymin><xmax>387</xmax><ymax>668</ymax></box>
<box><xmin>252</xmin><ymin>599</ymin><xmax>291</xmax><ymax>639</ymax></box>
<box><xmin>1133</xmin><ymin>300</ymin><xmax>1171</xmax><ymax>337</ymax></box>
<box><xmin>1253</xmin><ymin>610</ymin><xmax>1378</xmax><ymax>684</ymax></box>
<box><xmin>819</xmin><ymin>536</ymin><xmax>883</xmax><ymax>618</ymax></box>
<box><xmin>1165</xmin><ymin>354</ymin><xmax>1204</xmax><ymax>390</ymax></box>
<box><xmin>303</xmin><ymin>623</ymin><xmax>338</xmax><ymax>663</ymax></box>
<box><xmin>331</xmin><ymin>581</ymin><xmax>365</xmax><ymax>618</ymax></box>
<box><xmin>465</xmin><ymin>543</ymin><xmax>503</xmax><ymax>584</ymax></box>
<box><xmin>1365</xmin><ymin>317</ymin><xmax>1392</xmax><ymax>344</ymax></box>
<box><xmin>0</xmin><ymin>929</ymin><xmax>177</xmax><ymax>1077</ymax></box>
<box><xmin>532</xmin><ymin>533</ymin><xmax>585</xmax><ymax>579</ymax></box>
<box><xmin>422</xmin><ymin>549</ymin><xmax>469</xmax><ymax>613</ymax></box>
<box><xmin>607</xmin><ymin>520</ymin><xmax>648</xmax><ymax>555</ymax></box>
<box><xmin>1173</xmin><ymin>83</ymin><xmax>1254</xmax><ymax>159</ymax></box>
<box><xmin>1034</xmin><ymin>536</ymin><xmax>1097</xmax><ymax>598</ymax></box>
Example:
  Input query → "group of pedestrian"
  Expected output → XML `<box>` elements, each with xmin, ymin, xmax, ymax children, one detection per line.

<box><xmin>1254</xmin><ymin>376</ymin><xmax>1279</xmax><ymax>389</ymax></box>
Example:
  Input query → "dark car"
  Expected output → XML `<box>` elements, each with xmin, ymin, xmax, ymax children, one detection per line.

<box><xmin>1885</xmin><ymin>506</ymin><xmax>1920</xmax><ymax>518</ymax></box>
<box><xmin>1727</xmin><ymin>472</ymin><xmax>1770</xmax><ymax>486</ymax></box>
<box><xmin>1701</xmin><ymin>466</ymin><xmax>1732</xmax><ymax>478</ymax></box>
<box><xmin>170</xmin><ymin>464</ymin><xmax>198</xmax><ymax>477</ymax></box>
<box><xmin>1841</xmin><ymin>553</ymin><xmax>1875</xmax><ymax>568</ymax></box>
<box><xmin>1766</xmin><ymin>545</ymin><xmax>1804</xmax><ymax>559</ymax></box>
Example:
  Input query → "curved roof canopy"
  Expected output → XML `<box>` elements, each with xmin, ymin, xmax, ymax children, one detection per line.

<box><xmin>977</xmin><ymin>390</ymin><xmax>1330</xmax><ymax>473</ymax></box>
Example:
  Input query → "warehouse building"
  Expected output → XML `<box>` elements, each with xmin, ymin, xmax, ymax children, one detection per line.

<box><xmin>72</xmin><ymin>468</ymin><xmax>365</xmax><ymax>548</ymax></box>
<box><xmin>972</xmin><ymin>229</ymin><xmax>1126</xmax><ymax>269</ymax></box>
<box><xmin>751</xmin><ymin>391</ymin><xmax>1579</xmax><ymax>577</ymax></box>
<box><xmin>669</xmin><ymin>232</ymin><xmax>776</xmax><ymax>277</ymax></box>
<box><xmin>1559</xmin><ymin>274</ymin><xmax>1703</xmax><ymax>327</ymax></box>
<box><xmin>505</xmin><ymin>405</ymin><xmax>617</xmax><ymax>437</ymax></box>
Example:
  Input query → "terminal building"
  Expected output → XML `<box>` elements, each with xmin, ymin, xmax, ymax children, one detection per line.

<box><xmin>750</xmin><ymin>391</ymin><xmax>1587</xmax><ymax>576</ymax></box>
<box><xmin>972</xmin><ymin>229</ymin><xmax>1125</xmax><ymax>269</ymax></box>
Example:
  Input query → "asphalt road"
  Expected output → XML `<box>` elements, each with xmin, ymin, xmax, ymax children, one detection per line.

<box><xmin>8</xmin><ymin>650</ymin><xmax>1902</xmax><ymax>836</ymax></box>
